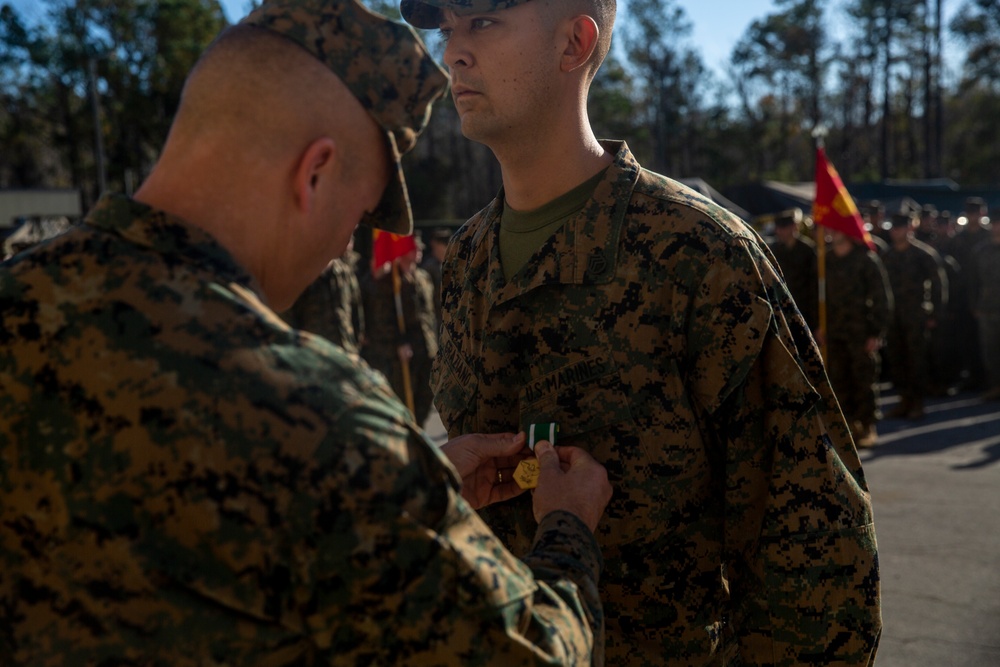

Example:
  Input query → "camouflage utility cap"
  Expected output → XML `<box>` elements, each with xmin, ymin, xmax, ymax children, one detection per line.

<box><xmin>401</xmin><ymin>0</ymin><xmax>530</xmax><ymax>28</ymax></box>
<box><xmin>242</xmin><ymin>0</ymin><xmax>449</xmax><ymax>234</ymax></box>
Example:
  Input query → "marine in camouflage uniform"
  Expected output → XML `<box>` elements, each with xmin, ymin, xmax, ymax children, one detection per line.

<box><xmin>882</xmin><ymin>213</ymin><xmax>948</xmax><ymax>419</ymax></box>
<box><xmin>361</xmin><ymin>251</ymin><xmax>439</xmax><ymax>423</ymax></box>
<box><xmin>768</xmin><ymin>208</ymin><xmax>819</xmax><ymax>331</ymax></box>
<box><xmin>433</xmin><ymin>141</ymin><xmax>881</xmax><ymax>665</ymax></box>
<box><xmin>404</xmin><ymin>0</ymin><xmax>881</xmax><ymax>663</ymax></box>
<box><xmin>950</xmin><ymin>197</ymin><xmax>992</xmax><ymax>391</ymax></box>
<box><xmin>0</xmin><ymin>1</ymin><xmax>609</xmax><ymax>664</ymax></box>
<box><xmin>824</xmin><ymin>232</ymin><xmax>892</xmax><ymax>447</ymax></box>
<box><xmin>971</xmin><ymin>222</ymin><xmax>1000</xmax><ymax>400</ymax></box>
<box><xmin>281</xmin><ymin>250</ymin><xmax>364</xmax><ymax>354</ymax></box>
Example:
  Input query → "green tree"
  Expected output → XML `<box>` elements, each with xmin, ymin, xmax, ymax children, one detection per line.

<box><xmin>729</xmin><ymin>0</ymin><xmax>829</xmax><ymax>181</ymax></box>
<box><xmin>0</xmin><ymin>0</ymin><xmax>227</xmax><ymax>205</ymax></box>
<box><xmin>0</xmin><ymin>4</ymin><xmax>55</xmax><ymax>187</ymax></box>
<box><xmin>588</xmin><ymin>51</ymin><xmax>642</xmax><ymax>145</ymax></box>
<box><xmin>945</xmin><ymin>0</ymin><xmax>1000</xmax><ymax>185</ymax></box>
<box><xmin>843</xmin><ymin>0</ymin><xmax>924</xmax><ymax>179</ymax></box>
<box><xmin>950</xmin><ymin>0</ymin><xmax>1000</xmax><ymax>90</ymax></box>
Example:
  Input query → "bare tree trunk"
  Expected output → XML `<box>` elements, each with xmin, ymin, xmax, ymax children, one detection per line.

<box><xmin>880</xmin><ymin>8</ymin><xmax>892</xmax><ymax>181</ymax></box>
<box><xmin>923</xmin><ymin>0</ymin><xmax>933</xmax><ymax>178</ymax></box>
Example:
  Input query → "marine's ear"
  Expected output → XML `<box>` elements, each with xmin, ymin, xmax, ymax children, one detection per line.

<box><xmin>291</xmin><ymin>136</ymin><xmax>341</xmax><ymax>215</ymax></box>
<box><xmin>560</xmin><ymin>15</ymin><xmax>600</xmax><ymax>73</ymax></box>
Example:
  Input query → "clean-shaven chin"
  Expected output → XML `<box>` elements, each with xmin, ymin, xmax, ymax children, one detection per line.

<box><xmin>454</xmin><ymin>95</ymin><xmax>484</xmax><ymax>114</ymax></box>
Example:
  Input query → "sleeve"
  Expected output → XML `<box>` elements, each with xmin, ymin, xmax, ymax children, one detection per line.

<box><xmin>684</xmin><ymin>239</ymin><xmax>881</xmax><ymax>667</ymax></box>
<box><xmin>308</xmin><ymin>388</ymin><xmax>603</xmax><ymax>666</ymax></box>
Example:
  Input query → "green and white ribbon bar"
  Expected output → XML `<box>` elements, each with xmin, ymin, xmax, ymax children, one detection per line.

<box><xmin>528</xmin><ymin>422</ymin><xmax>558</xmax><ymax>451</ymax></box>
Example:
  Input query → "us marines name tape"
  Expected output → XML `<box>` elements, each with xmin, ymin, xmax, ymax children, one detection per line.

<box><xmin>523</xmin><ymin>356</ymin><xmax>612</xmax><ymax>404</ymax></box>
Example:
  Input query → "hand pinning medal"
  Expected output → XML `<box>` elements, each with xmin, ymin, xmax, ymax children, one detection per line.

<box><xmin>513</xmin><ymin>423</ymin><xmax>559</xmax><ymax>489</ymax></box>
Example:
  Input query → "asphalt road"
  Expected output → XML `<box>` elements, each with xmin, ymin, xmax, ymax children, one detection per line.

<box><xmin>861</xmin><ymin>389</ymin><xmax>1000</xmax><ymax>666</ymax></box>
<box><xmin>422</xmin><ymin>388</ymin><xmax>1000</xmax><ymax>665</ymax></box>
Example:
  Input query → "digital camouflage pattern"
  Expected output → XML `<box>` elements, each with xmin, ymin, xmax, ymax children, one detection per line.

<box><xmin>242</xmin><ymin>0</ymin><xmax>450</xmax><ymax>235</ymax></box>
<box><xmin>361</xmin><ymin>264</ymin><xmax>439</xmax><ymax>423</ymax></box>
<box><xmin>0</xmin><ymin>195</ymin><xmax>604</xmax><ymax>666</ymax></box>
<box><xmin>827</xmin><ymin>245</ymin><xmax>893</xmax><ymax>344</ymax></box>
<box><xmin>768</xmin><ymin>235</ymin><xmax>818</xmax><ymax>330</ymax></box>
<box><xmin>432</xmin><ymin>141</ymin><xmax>882</xmax><ymax>666</ymax></box>
<box><xmin>281</xmin><ymin>254</ymin><xmax>364</xmax><ymax>355</ymax></box>
<box><xmin>825</xmin><ymin>244</ymin><xmax>892</xmax><ymax>430</ymax></box>
<box><xmin>401</xmin><ymin>0</ymin><xmax>529</xmax><ymax>29</ymax></box>
<box><xmin>883</xmin><ymin>238</ymin><xmax>947</xmax><ymax>403</ymax></box>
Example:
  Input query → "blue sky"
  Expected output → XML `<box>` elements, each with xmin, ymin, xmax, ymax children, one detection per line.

<box><xmin>216</xmin><ymin>0</ymin><xmax>787</xmax><ymax>77</ymax></box>
<box><xmin>7</xmin><ymin>0</ymin><xmax>959</xmax><ymax>81</ymax></box>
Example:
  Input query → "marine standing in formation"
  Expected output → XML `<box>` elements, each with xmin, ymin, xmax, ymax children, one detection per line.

<box><xmin>971</xmin><ymin>220</ymin><xmax>1000</xmax><ymax>401</ymax></box>
<box><xmin>883</xmin><ymin>211</ymin><xmax>948</xmax><ymax>419</ymax></box>
<box><xmin>402</xmin><ymin>0</ymin><xmax>882</xmax><ymax>663</ymax></box>
<box><xmin>950</xmin><ymin>197</ymin><xmax>993</xmax><ymax>391</ymax></box>
<box><xmin>0</xmin><ymin>1</ymin><xmax>614</xmax><ymax>663</ymax></box>
<box><xmin>768</xmin><ymin>207</ymin><xmax>818</xmax><ymax>331</ymax></box>
<box><xmin>822</xmin><ymin>231</ymin><xmax>892</xmax><ymax>448</ymax></box>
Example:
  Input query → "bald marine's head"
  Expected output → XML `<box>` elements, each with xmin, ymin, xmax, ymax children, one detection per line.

<box><xmin>134</xmin><ymin>0</ymin><xmax>448</xmax><ymax>311</ymax></box>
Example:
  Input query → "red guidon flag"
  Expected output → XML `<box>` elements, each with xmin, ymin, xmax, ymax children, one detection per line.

<box><xmin>812</xmin><ymin>147</ymin><xmax>875</xmax><ymax>250</ymax></box>
<box><xmin>372</xmin><ymin>230</ymin><xmax>417</xmax><ymax>269</ymax></box>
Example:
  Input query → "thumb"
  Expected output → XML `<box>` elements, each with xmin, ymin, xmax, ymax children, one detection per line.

<box><xmin>534</xmin><ymin>440</ymin><xmax>558</xmax><ymax>470</ymax></box>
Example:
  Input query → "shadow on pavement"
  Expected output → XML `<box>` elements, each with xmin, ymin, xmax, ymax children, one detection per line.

<box><xmin>860</xmin><ymin>390</ymin><xmax>1000</xmax><ymax>467</ymax></box>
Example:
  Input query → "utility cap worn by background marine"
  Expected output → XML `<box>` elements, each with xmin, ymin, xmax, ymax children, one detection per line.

<box><xmin>890</xmin><ymin>212</ymin><xmax>915</xmax><ymax>228</ymax></box>
<box><xmin>964</xmin><ymin>196</ymin><xmax>986</xmax><ymax>214</ymax></box>
<box><xmin>242</xmin><ymin>0</ymin><xmax>449</xmax><ymax>234</ymax></box>
<box><xmin>401</xmin><ymin>0</ymin><xmax>528</xmax><ymax>28</ymax></box>
<box><xmin>773</xmin><ymin>208</ymin><xmax>803</xmax><ymax>228</ymax></box>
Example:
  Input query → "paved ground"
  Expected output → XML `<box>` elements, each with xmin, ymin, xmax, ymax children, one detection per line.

<box><xmin>861</xmin><ymin>389</ymin><xmax>1000</xmax><ymax>666</ymax></box>
<box><xmin>422</xmin><ymin>388</ymin><xmax>1000</xmax><ymax>665</ymax></box>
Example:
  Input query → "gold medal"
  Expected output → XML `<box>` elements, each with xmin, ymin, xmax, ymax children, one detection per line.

<box><xmin>513</xmin><ymin>458</ymin><xmax>540</xmax><ymax>489</ymax></box>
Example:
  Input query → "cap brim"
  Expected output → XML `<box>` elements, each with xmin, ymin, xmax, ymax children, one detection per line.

<box><xmin>361</xmin><ymin>131</ymin><xmax>412</xmax><ymax>235</ymax></box>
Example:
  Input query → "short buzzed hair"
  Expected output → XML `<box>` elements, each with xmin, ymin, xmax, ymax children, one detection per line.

<box><xmin>174</xmin><ymin>25</ymin><xmax>346</xmax><ymax>157</ymax></box>
<box><xmin>585</xmin><ymin>0</ymin><xmax>616</xmax><ymax>79</ymax></box>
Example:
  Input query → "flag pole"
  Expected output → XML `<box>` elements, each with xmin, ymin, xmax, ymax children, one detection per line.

<box><xmin>812</xmin><ymin>125</ymin><xmax>829</xmax><ymax>363</ymax></box>
<box><xmin>391</xmin><ymin>260</ymin><xmax>416</xmax><ymax>417</ymax></box>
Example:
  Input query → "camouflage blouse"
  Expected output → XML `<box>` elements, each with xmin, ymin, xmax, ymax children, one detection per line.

<box><xmin>0</xmin><ymin>195</ymin><xmax>602</xmax><ymax>666</ymax></box>
<box><xmin>433</xmin><ymin>142</ymin><xmax>881</xmax><ymax>666</ymax></box>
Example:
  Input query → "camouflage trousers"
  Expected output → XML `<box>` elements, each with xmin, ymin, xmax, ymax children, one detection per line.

<box><xmin>827</xmin><ymin>336</ymin><xmax>881</xmax><ymax>427</ymax></box>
